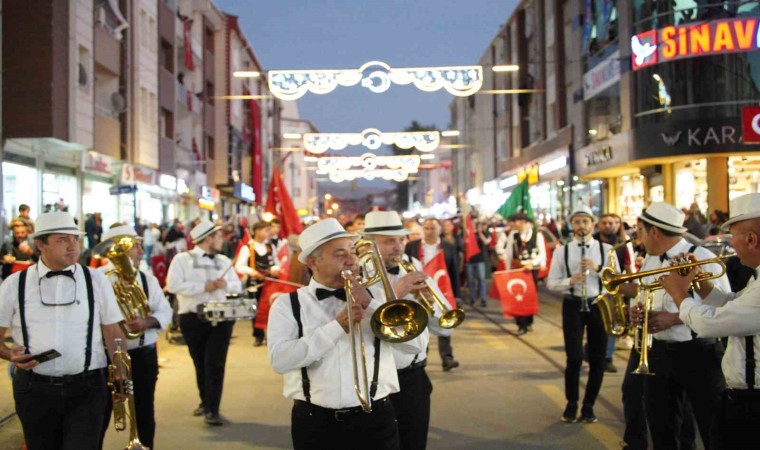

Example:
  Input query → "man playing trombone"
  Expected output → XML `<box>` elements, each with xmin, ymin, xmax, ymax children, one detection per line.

<box><xmin>267</xmin><ymin>219</ymin><xmax>426</xmax><ymax>450</ymax></box>
<box><xmin>619</xmin><ymin>202</ymin><xmax>729</xmax><ymax>449</ymax></box>
<box><xmin>363</xmin><ymin>211</ymin><xmax>456</xmax><ymax>450</ymax></box>
<box><xmin>660</xmin><ymin>192</ymin><xmax>760</xmax><ymax>449</ymax></box>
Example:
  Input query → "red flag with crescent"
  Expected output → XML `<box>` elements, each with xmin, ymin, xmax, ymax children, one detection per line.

<box><xmin>423</xmin><ymin>252</ymin><xmax>457</xmax><ymax>308</ymax></box>
<box><xmin>264</xmin><ymin>167</ymin><xmax>304</xmax><ymax>238</ymax></box>
<box><xmin>255</xmin><ymin>278</ymin><xmax>298</xmax><ymax>330</ymax></box>
<box><xmin>492</xmin><ymin>270</ymin><xmax>538</xmax><ymax>318</ymax></box>
<box><xmin>464</xmin><ymin>216</ymin><xmax>481</xmax><ymax>262</ymax></box>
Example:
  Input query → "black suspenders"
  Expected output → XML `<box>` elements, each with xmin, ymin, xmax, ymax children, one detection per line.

<box><xmin>289</xmin><ymin>290</ymin><xmax>382</xmax><ymax>405</ymax></box>
<box><xmin>746</xmin><ymin>336</ymin><xmax>756</xmax><ymax>390</ymax></box>
<box><xmin>564</xmin><ymin>240</ymin><xmax>605</xmax><ymax>296</ymax></box>
<box><xmin>138</xmin><ymin>271</ymin><xmax>149</xmax><ymax>347</ymax></box>
<box><xmin>18</xmin><ymin>264</ymin><xmax>95</xmax><ymax>372</ymax></box>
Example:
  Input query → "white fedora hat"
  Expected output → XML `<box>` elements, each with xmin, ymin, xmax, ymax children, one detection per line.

<box><xmin>298</xmin><ymin>218</ymin><xmax>358</xmax><ymax>263</ymax></box>
<box><xmin>568</xmin><ymin>205</ymin><xmax>597</xmax><ymax>222</ymax></box>
<box><xmin>362</xmin><ymin>211</ymin><xmax>409</xmax><ymax>237</ymax></box>
<box><xmin>190</xmin><ymin>219</ymin><xmax>221</xmax><ymax>244</ymax></box>
<box><xmin>723</xmin><ymin>193</ymin><xmax>760</xmax><ymax>228</ymax></box>
<box><xmin>31</xmin><ymin>212</ymin><xmax>83</xmax><ymax>239</ymax></box>
<box><xmin>638</xmin><ymin>202</ymin><xmax>687</xmax><ymax>234</ymax></box>
<box><xmin>101</xmin><ymin>224</ymin><xmax>139</xmax><ymax>243</ymax></box>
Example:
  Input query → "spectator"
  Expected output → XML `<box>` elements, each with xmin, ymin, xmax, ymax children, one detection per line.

<box><xmin>0</xmin><ymin>220</ymin><xmax>37</xmax><ymax>279</ymax></box>
<box><xmin>142</xmin><ymin>223</ymin><xmax>161</xmax><ymax>264</ymax></box>
<box><xmin>13</xmin><ymin>204</ymin><xmax>34</xmax><ymax>234</ymax></box>
<box><xmin>85</xmin><ymin>212</ymin><xmax>103</xmax><ymax>249</ymax></box>
<box><xmin>465</xmin><ymin>216</ymin><xmax>490</xmax><ymax>307</ymax></box>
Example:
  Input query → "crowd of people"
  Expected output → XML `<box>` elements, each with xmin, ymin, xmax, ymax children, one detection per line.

<box><xmin>0</xmin><ymin>195</ymin><xmax>758</xmax><ymax>450</ymax></box>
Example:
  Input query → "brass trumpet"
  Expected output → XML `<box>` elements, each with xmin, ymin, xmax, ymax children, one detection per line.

<box><xmin>394</xmin><ymin>257</ymin><xmax>465</xmax><ymax>329</ymax></box>
<box><xmin>600</xmin><ymin>255</ymin><xmax>729</xmax><ymax>296</ymax></box>
<box><xmin>341</xmin><ymin>269</ymin><xmax>372</xmax><ymax>413</ymax></box>
<box><xmin>632</xmin><ymin>286</ymin><xmax>654</xmax><ymax>376</ymax></box>
<box><xmin>354</xmin><ymin>240</ymin><xmax>429</xmax><ymax>343</ymax></box>
<box><xmin>108</xmin><ymin>338</ymin><xmax>150</xmax><ymax>449</ymax></box>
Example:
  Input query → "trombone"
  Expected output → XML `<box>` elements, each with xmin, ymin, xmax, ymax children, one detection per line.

<box><xmin>354</xmin><ymin>240</ymin><xmax>429</xmax><ymax>343</ymax></box>
<box><xmin>394</xmin><ymin>257</ymin><xmax>465</xmax><ymax>329</ymax></box>
<box><xmin>341</xmin><ymin>269</ymin><xmax>372</xmax><ymax>413</ymax></box>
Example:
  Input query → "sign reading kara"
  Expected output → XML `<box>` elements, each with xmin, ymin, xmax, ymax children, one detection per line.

<box><xmin>632</xmin><ymin>17</ymin><xmax>760</xmax><ymax>70</ymax></box>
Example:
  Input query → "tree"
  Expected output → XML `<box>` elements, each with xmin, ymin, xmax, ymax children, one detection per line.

<box><xmin>390</xmin><ymin>120</ymin><xmax>438</xmax><ymax>212</ymax></box>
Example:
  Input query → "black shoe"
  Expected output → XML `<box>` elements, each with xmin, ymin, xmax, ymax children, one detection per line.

<box><xmin>253</xmin><ymin>337</ymin><xmax>264</xmax><ymax>347</ymax></box>
<box><xmin>561</xmin><ymin>403</ymin><xmax>577</xmax><ymax>423</ymax></box>
<box><xmin>204</xmin><ymin>412</ymin><xmax>223</xmax><ymax>426</ymax></box>
<box><xmin>480</xmin><ymin>300</ymin><xmax>487</xmax><ymax>307</ymax></box>
<box><xmin>442</xmin><ymin>358</ymin><xmax>460</xmax><ymax>372</ymax></box>
<box><xmin>526</xmin><ymin>325</ymin><xmax>533</xmax><ymax>332</ymax></box>
<box><xmin>193</xmin><ymin>404</ymin><xmax>205</xmax><ymax>417</ymax></box>
<box><xmin>604</xmin><ymin>359</ymin><xmax>618</xmax><ymax>373</ymax></box>
<box><xmin>517</xmin><ymin>327</ymin><xmax>528</xmax><ymax>335</ymax></box>
<box><xmin>579</xmin><ymin>405</ymin><xmax>597</xmax><ymax>423</ymax></box>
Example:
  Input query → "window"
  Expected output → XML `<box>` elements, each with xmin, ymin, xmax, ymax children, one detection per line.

<box><xmin>207</xmin><ymin>135</ymin><xmax>215</xmax><ymax>160</ymax></box>
<box><xmin>160</xmin><ymin>108</ymin><xmax>174</xmax><ymax>139</ymax></box>
<box><xmin>140</xmin><ymin>87</ymin><xmax>148</xmax><ymax>124</ymax></box>
<box><xmin>140</xmin><ymin>10</ymin><xmax>148</xmax><ymax>48</ymax></box>
<box><xmin>582</xmin><ymin>0</ymin><xmax>619</xmax><ymax>58</ymax></box>
<box><xmin>160</xmin><ymin>39</ymin><xmax>174</xmax><ymax>72</ymax></box>
<box><xmin>586</xmin><ymin>84</ymin><xmax>622</xmax><ymax>143</ymax></box>
<box><xmin>150</xmin><ymin>93</ymin><xmax>157</xmax><ymax>131</ymax></box>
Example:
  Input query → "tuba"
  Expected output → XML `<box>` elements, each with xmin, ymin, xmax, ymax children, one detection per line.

<box><xmin>354</xmin><ymin>239</ymin><xmax>429</xmax><ymax>343</ymax></box>
<box><xmin>108</xmin><ymin>338</ymin><xmax>150</xmax><ymax>449</ymax></box>
<box><xmin>593</xmin><ymin>240</ymin><xmax>631</xmax><ymax>337</ymax></box>
<box><xmin>394</xmin><ymin>257</ymin><xmax>465</xmax><ymax>329</ymax></box>
<box><xmin>97</xmin><ymin>236</ymin><xmax>151</xmax><ymax>340</ymax></box>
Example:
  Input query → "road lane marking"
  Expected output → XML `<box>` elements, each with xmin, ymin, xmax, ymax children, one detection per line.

<box><xmin>468</xmin><ymin>319</ymin><xmax>510</xmax><ymax>350</ymax></box>
<box><xmin>537</xmin><ymin>384</ymin><xmax>622</xmax><ymax>448</ymax></box>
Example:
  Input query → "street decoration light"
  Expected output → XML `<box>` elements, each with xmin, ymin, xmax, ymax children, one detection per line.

<box><xmin>267</xmin><ymin>61</ymin><xmax>483</xmax><ymax>100</ymax></box>
<box><xmin>303</xmin><ymin>128</ymin><xmax>440</xmax><ymax>153</ymax></box>
<box><xmin>313</xmin><ymin>153</ymin><xmax>421</xmax><ymax>183</ymax></box>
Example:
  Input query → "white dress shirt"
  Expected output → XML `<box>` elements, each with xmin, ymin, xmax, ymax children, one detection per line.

<box><xmin>421</xmin><ymin>239</ymin><xmax>442</xmax><ymax>266</ymax></box>
<box><xmin>505</xmin><ymin>228</ymin><xmax>547</xmax><ymax>269</ymax></box>
<box><xmin>99</xmin><ymin>262</ymin><xmax>173</xmax><ymax>350</ymax></box>
<box><xmin>0</xmin><ymin>261</ymin><xmax>124</xmax><ymax>376</ymax></box>
<box><xmin>267</xmin><ymin>278</ymin><xmax>426</xmax><ymax>409</ymax></box>
<box><xmin>166</xmin><ymin>247</ymin><xmax>243</xmax><ymax>314</ymax></box>
<box><xmin>234</xmin><ymin>239</ymin><xmax>280</xmax><ymax>278</ymax></box>
<box><xmin>679</xmin><ymin>266</ymin><xmax>760</xmax><ymax>389</ymax></box>
<box><xmin>382</xmin><ymin>255</ymin><xmax>452</xmax><ymax>371</ymax></box>
<box><xmin>635</xmin><ymin>238</ymin><xmax>730</xmax><ymax>342</ymax></box>
<box><xmin>547</xmin><ymin>237</ymin><xmax>617</xmax><ymax>299</ymax></box>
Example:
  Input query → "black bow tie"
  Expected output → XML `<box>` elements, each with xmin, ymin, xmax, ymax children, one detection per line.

<box><xmin>315</xmin><ymin>288</ymin><xmax>347</xmax><ymax>301</ymax></box>
<box><xmin>578</xmin><ymin>243</ymin><xmax>590</xmax><ymax>248</ymax></box>
<box><xmin>46</xmin><ymin>269</ymin><xmax>74</xmax><ymax>279</ymax></box>
<box><xmin>387</xmin><ymin>266</ymin><xmax>400</xmax><ymax>275</ymax></box>
<box><xmin>660</xmin><ymin>254</ymin><xmax>670</xmax><ymax>263</ymax></box>
<box><xmin>203</xmin><ymin>253</ymin><xmax>216</xmax><ymax>260</ymax></box>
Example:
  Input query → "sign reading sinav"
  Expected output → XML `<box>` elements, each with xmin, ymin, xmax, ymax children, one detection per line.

<box><xmin>631</xmin><ymin>17</ymin><xmax>760</xmax><ymax>70</ymax></box>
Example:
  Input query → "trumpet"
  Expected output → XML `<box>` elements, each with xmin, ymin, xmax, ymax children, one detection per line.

<box><xmin>600</xmin><ymin>255</ymin><xmax>729</xmax><ymax>296</ymax></box>
<box><xmin>394</xmin><ymin>257</ymin><xmax>465</xmax><ymax>329</ymax></box>
<box><xmin>354</xmin><ymin>239</ymin><xmax>429</xmax><ymax>343</ymax></box>
<box><xmin>632</xmin><ymin>286</ymin><xmax>654</xmax><ymax>376</ymax></box>
<box><xmin>108</xmin><ymin>338</ymin><xmax>149</xmax><ymax>449</ymax></box>
<box><xmin>341</xmin><ymin>269</ymin><xmax>372</xmax><ymax>413</ymax></box>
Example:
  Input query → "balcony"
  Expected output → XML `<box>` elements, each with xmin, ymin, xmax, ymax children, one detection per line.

<box><xmin>204</xmin><ymin>50</ymin><xmax>214</xmax><ymax>81</ymax></box>
<box><xmin>158</xmin><ymin>0</ymin><xmax>175</xmax><ymax>41</ymax></box>
<box><xmin>159</xmin><ymin>136</ymin><xmax>175</xmax><ymax>173</ymax></box>
<box><xmin>176</xmin><ymin>84</ymin><xmax>202</xmax><ymax>114</ymax></box>
<box><xmin>94</xmin><ymin>109</ymin><xmax>121</xmax><ymax>159</ymax></box>
<box><xmin>159</xmin><ymin>68</ymin><xmax>175</xmax><ymax>111</ymax></box>
<box><xmin>204</xmin><ymin>103</ymin><xmax>214</xmax><ymax>136</ymax></box>
<box><xmin>94</xmin><ymin>26</ymin><xmax>120</xmax><ymax>75</ymax></box>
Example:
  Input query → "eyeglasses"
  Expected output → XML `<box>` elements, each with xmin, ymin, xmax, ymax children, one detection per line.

<box><xmin>38</xmin><ymin>267</ymin><xmax>81</xmax><ymax>307</ymax></box>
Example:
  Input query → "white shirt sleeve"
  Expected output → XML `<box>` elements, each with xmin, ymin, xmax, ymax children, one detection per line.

<box><xmin>504</xmin><ymin>232</ymin><xmax>515</xmax><ymax>268</ymax></box>
<box><xmin>0</xmin><ymin>273</ymin><xmax>18</xmax><ymax>328</ymax></box>
<box><xmin>267</xmin><ymin>292</ymin><xmax>347</xmax><ymax>374</ymax></box>
<box><xmin>92</xmin><ymin>269</ymin><xmax>126</xmax><ymax>326</ymax></box>
<box><xmin>547</xmin><ymin>245</ymin><xmax>570</xmax><ymax>293</ymax></box>
<box><xmin>166</xmin><ymin>254</ymin><xmax>205</xmax><ymax>297</ymax></box>
<box><xmin>534</xmin><ymin>232</ymin><xmax>547</xmax><ymax>268</ymax></box>
<box><xmin>680</xmin><ymin>286</ymin><xmax>760</xmax><ymax>338</ymax></box>
<box><xmin>223</xmin><ymin>256</ymin><xmax>243</xmax><ymax>294</ymax></box>
<box><xmin>145</xmin><ymin>272</ymin><xmax>173</xmax><ymax>331</ymax></box>
<box><xmin>235</xmin><ymin>245</ymin><xmax>254</xmax><ymax>276</ymax></box>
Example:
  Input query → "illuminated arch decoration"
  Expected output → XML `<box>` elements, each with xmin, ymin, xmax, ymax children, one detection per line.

<box><xmin>303</xmin><ymin>128</ymin><xmax>440</xmax><ymax>154</ymax></box>
<box><xmin>315</xmin><ymin>153</ymin><xmax>420</xmax><ymax>183</ymax></box>
<box><xmin>268</xmin><ymin>61</ymin><xmax>483</xmax><ymax>100</ymax></box>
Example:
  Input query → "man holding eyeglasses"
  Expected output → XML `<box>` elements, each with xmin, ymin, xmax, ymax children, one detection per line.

<box><xmin>0</xmin><ymin>212</ymin><xmax>126</xmax><ymax>450</ymax></box>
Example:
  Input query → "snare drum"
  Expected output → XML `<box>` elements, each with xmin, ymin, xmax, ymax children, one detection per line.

<box><xmin>197</xmin><ymin>297</ymin><xmax>258</xmax><ymax>326</ymax></box>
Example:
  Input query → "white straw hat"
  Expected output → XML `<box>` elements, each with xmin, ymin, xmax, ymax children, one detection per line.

<box><xmin>362</xmin><ymin>211</ymin><xmax>409</xmax><ymax>236</ymax></box>
<box><xmin>31</xmin><ymin>212</ymin><xmax>83</xmax><ymax>239</ymax></box>
<box><xmin>638</xmin><ymin>202</ymin><xmax>687</xmax><ymax>234</ymax></box>
<box><xmin>190</xmin><ymin>220</ymin><xmax>221</xmax><ymax>244</ymax></box>
<box><xmin>298</xmin><ymin>218</ymin><xmax>358</xmax><ymax>263</ymax></box>
<box><xmin>568</xmin><ymin>205</ymin><xmax>596</xmax><ymax>223</ymax></box>
<box><xmin>723</xmin><ymin>193</ymin><xmax>760</xmax><ymax>228</ymax></box>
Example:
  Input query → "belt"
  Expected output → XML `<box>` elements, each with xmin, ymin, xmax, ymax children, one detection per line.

<box><xmin>398</xmin><ymin>359</ymin><xmax>427</xmax><ymax>374</ymax></box>
<box><xmin>563</xmin><ymin>295</ymin><xmax>599</xmax><ymax>301</ymax></box>
<box><xmin>652</xmin><ymin>337</ymin><xmax>717</xmax><ymax>349</ymax></box>
<box><xmin>20</xmin><ymin>367</ymin><xmax>107</xmax><ymax>386</ymax></box>
<box><xmin>294</xmin><ymin>396</ymin><xmax>392</xmax><ymax>422</ymax></box>
<box><xmin>129</xmin><ymin>343</ymin><xmax>156</xmax><ymax>353</ymax></box>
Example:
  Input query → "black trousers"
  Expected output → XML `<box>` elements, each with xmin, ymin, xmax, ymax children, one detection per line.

<box><xmin>180</xmin><ymin>313</ymin><xmax>234</xmax><ymax>414</ymax></box>
<box><xmin>712</xmin><ymin>389</ymin><xmax>760</xmax><ymax>449</ymax></box>
<box><xmin>291</xmin><ymin>397</ymin><xmax>400</xmax><ymax>450</ymax></box>
<box><xmin>13</xmin><ymin>368</ymin><xmax>109</xmax><ymax>450</ymax></box>
<box><xmin>100</xmin><ymin>344</ymin><xmax>159</xmax><ymax>449</ymax></box>
<box><xmin>562</xmin><ymin>295</ymin><xmax>607</xmax><ymax>406</ymax></box>
<box><xmin>645</xmin><ymin>339</ymin><xmax>724</xmax><ymax>450</ymax></box>
<box><xmin>438</xmin><ymin>335</ymin><xmax>454</xmax><ymax>362</ymax></box>
<box><xmin>389</xmin><ymin>366</ymin><xmax>433</xmax><ymax>450</ymax></box>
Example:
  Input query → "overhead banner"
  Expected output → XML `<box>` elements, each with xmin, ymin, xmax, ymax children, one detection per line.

<box><xmin>583</xmin><ymin>50</ymin><xmax>620</xmax><ymax>100</ymax></box>
<box><xmin>631</xmin><ymin>17</ymin><xmax>760</xmax><ymax>70</ymax></box>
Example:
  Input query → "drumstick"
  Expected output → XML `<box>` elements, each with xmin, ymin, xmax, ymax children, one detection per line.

<box><xmin>262</xmin><ymin>277</ymin><xmax>306</xmax><ymax>288</ymax></box>
<box><xmin>220</xmin><ymin>262</ymin><xmax>235</xmax><ymax>279</ymax></box>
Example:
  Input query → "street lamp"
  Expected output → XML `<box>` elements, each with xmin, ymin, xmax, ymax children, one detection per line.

<box><xmin>324</xmin><ymin>193</ymin><xmax>332</xmax><ymax>200</ymax></box>
<box><xmin>332</xmin><ymin>203</ymin><xmax>339</xmax><ymax>210</ymax></box>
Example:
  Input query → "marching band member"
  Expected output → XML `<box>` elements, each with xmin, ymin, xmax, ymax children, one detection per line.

<box><xmin>547</xmin><ymin>206</ymin><xmax>617</xmax><ymax>423</ymax></box>
<box><xmin>504</xmin><ymin>212</ymin><xmax>546</xmax><ymax>334</ymax></box>
<box><xmin>619</xmin><ymin>202</ymin><xmax>729</xmax><ymax>449</ymax></box>
<box><xmin>363</xmin><ymin>211</ymin><xmax>453</xmax><ymax>450</ymax></box>
<box><xmin>166</xmin><ymin>220</ymin><xmax>242</xmax><ymax>426</ymax></box>
<box><xmin>98</xmin><ymin>225</ymin><xmax>173</xmax><ymax>448</ymax></box>
<box><xmin>404</xmin><ymin>218</ymin><xmax>461</xmax><ymax>372</ymax></box>
<box><xmin>268</xmin><ymin>219</ymin><xmax>425</xmax><ymax>450</ymax></box>
<box><xmin>235</xmin><ymin>221</ymin><xmax>280</xmax><ymax>346</ymax></box>
<box><xmin>0</xmin><ymin>212</ymin><xmax>126</xmax><ymax>450</ymax></box>
<box><xmin>660</xmin><ymin>193</ymin><xmax>760</xmax><ymax>449</ymax></box>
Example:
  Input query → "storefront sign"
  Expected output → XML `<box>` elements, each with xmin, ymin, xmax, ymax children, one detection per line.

<box><xmin>585</xmin><ymin>146</ymin><xmax>613</xmax><ymax>167</ymax></box>
<box><xmin>121</xmin><ymin>163</ymin><xmax>156</xmax><ymax>185</ymax></box>
<box><xmin>583</xmin><ymin>50</ymin><xmax>620</xmax><ymax>100</ymax></box>
<box><xmin>109</xmin><ymin>184</ymin><xmax>137</xmax><ymax>195</ymax></box>
<box><xmin>201</xmin><ymin>186</ymin><xmax>220</xmax><ymax>202</ymax></box>
<box><xmin>634</xmin><ymin>117</ymin><xmax>760</xmax><ymax>159</ymax></box>
<box><xmin>233</xmin><ymin>181</ymin><xmax>255</xmax><ymax>203</ymax></box>
<box><xmin>632</xmin><ymin>17</ymin><xmax>760</xmax><ymax>70</ymax></box>
<box><xmin>743</xmin><ymin>106</ymin><xmax>760</xmax><ymax>144</ymax></box>
<box><xmin>83</xmin><ymin>152</ymin><xmax>114</xmax><ymax>177</ymax></box>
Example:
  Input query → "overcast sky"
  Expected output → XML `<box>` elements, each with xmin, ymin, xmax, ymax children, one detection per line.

<box><xmin>214</xmin><ymin>0</ymin><xmax>519</xmax><ymax>198</ymax></box>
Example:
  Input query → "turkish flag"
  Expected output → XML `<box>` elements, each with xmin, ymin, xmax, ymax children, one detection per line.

<box><xmin>183</xmin><ymin>19</ymin><xmax>194</xmax><ymax>71</ymax></box>
<box><xmin>255</xmin><ymin>278</ymin><xmax>299</xmax><ymax>330</ymax></box>
<box><xmin>150</xmin><ymin>255</ymin><xmax>168</xmax><ymax>288</ymax></box>
<box><xmin>464</xmin><ymin>216</ymin><xmax>481</xmax><ymax>262</ymax></box>
<box><xmin>743</xmin><ymin>106</ymin><xmax>760</xmax><ymax>144</ymax></box>
<box><xmin>277</xmin><ymin>244</ymin><xmax>291</xmax><ymax>280</ymax></box>
<box><xmin>492</xmin><ymin>270</ymin><xmax>538</xmax><ymax>318</ymax></box>
<box><xmin>423</xmin><ymin>252</ymin><xmax>457</xmax><ymax>308</ymax></box>
<box><xmin>264</xmin><ymin>167</ymin><xmax>304</xmax><ymax>238</ymax></box>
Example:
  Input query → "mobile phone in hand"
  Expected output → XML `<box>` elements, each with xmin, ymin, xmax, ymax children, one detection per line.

<box><xmin>31</xmin><ymin>349</ymin><xmax>61</xmax><ymax>364</ymax></box>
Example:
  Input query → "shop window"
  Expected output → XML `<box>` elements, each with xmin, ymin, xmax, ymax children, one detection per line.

<box><xmin>729</xmin><ymin>155</ymin><xmax>760</xmax><ymax>199</ymax></box>
<box><xmin>586</xmin><ymin>83</ymin><xmax>622</xmax><ymax>143</ymax></box>
<box><xmin>617</xmin><ymin>175</ymin><xmax>646</xmax><ymax>226</ymax></box>
<box><xmin>674</xmin><ymin>159</ymin><xmax>707</xmax><ymax>214</ymax></box>
<box><xmin>2</xmin><ymin>162</ymin><xmax>40</xmax><ymax>222</ymax></box>
<box><xmin>582</xmin><ymin>0</ymin><xmax>618</xmax><ymax>58</ymax></box>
